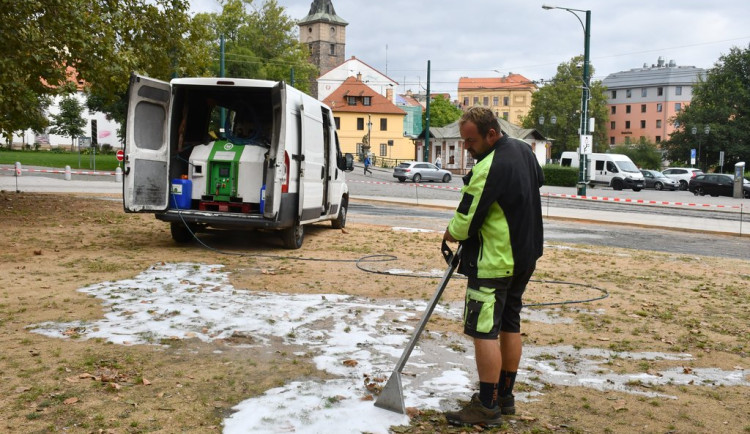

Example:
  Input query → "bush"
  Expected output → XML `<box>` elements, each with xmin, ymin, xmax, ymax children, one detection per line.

<box><xmin>542</xmin><ymin>164</ymin><xmax>578</xmax><ymax>187</ymax></box>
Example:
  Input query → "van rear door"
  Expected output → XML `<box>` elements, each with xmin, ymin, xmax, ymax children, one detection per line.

<box><xmin>264</xmin><ymin>82</ymin><xmax>286</xmax><ymax>219</ymax></box>
<box><xmin>123</xmin><ymin>74</ymin><xmax>171</xmax><ymax>212</ymax></box>
<box><xmin>298</xmin><ymin>103</ymin><xmax>325</xmax><ymax>223</ymax></box>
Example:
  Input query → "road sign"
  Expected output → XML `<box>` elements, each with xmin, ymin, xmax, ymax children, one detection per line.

<box><xmin>116</xmin><ymin>150</ymin><xmax>124</xmax><ymax>162</ymax></box>
<box><xmin>690</xmin><ymin>148</ymin><xmax>696</xmax><ymax>165</ymax></box>
<box><xmin>579</xmin><ymin>135</ymin><xmax>593</xmax><ymax>155</ymax></box>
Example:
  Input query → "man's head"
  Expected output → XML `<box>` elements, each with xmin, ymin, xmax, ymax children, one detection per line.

<box><xmin>459</xmin><ymin>107</ymin><xmax>502</xmax><ymax>158</ymax></box>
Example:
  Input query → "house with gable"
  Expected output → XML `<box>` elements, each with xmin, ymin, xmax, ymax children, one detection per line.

<box><xmin>321</xmin><ymin>74</ymin><xmax>411</xmax><ymax>161</ymax></box>
<box><xmin>317</xmin><ymin>56</ymin><xmax>398</xmax><ymax>102</ymax></box>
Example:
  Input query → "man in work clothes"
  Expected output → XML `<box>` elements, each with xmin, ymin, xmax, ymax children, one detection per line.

<box><xmin>443</xmin><ymin>106</ymin><xmax>544</xmax><ymax>426</ymax></box>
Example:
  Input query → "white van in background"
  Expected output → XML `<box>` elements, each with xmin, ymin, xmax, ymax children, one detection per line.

<box><xmin>560</xmin><ymin>152</ymin><xmax>645</xmax><ymax>191</ymax></box>
<box><xmin>123</xmin><ymin>74</ymin><xmax>353</xmax><ymax>249</ymax></box>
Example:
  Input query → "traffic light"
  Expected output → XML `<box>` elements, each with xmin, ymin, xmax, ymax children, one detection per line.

<box><xmin>91</xmin><ymin>119</ymin><xmax>98</xmax><ymax>146</ymax></box>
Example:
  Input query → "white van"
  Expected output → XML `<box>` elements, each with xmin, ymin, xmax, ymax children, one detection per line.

<box><xmin>123</xmin><ymin>74</ymin><xmax>353</xmax><ymax>249</ymax></box>
<box><xmin>560</xmin><ymin>152</ymin><xmax>644</xmax><ymax>191</ymax></box>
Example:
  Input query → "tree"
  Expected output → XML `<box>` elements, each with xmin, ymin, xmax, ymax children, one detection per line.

<box><xmin>522</xmin><ymin>56</ymin><xmax>608</xmax><ymax>159</ymax></box>
<box><xmin>610</xmin><ymin>138</ymin><xmax>663</xmax><ymax>170</ymax></box>
<box><xmin>423</xmin><ymin>95</ymin><xmax>462</xmax><ymax>129</ymax></box>
<box><xmin>664</xmin><ymin>44</ymin><xmax>750</xmax><ymax>171</ymax></box>
<box><xmin>49</xmin><ymin>96</ymin><xmax>86</xmax><ymax>149</ymax></box>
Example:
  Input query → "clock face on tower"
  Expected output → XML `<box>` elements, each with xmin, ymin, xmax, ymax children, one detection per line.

<box><xmin>330</xmin><ymin>26</ymin><xmax>335</xmax><ymax>33</ymax></box>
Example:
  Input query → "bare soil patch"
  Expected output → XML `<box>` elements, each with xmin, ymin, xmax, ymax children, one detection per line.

<box><xmin>0</xmin><ymin>191</ymin><xmax>748</xmax><ymax>433</ymax></box>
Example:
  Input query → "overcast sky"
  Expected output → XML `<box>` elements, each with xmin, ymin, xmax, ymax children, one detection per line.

<box><xmin>189</xmin><ymin>0</ymin><xmax>750</xmax><ymax>98</ymax></box>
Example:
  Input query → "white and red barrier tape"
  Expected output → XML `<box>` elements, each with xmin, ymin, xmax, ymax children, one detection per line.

<box><xmin>1</xmin><ymin>167</ymin><xmax>116</xmax><ymax>176</ymax></box>
<box><xmin>349</xmin><ymin>179</ymin><xmax>743</xmax><ymax>210</ymax></box>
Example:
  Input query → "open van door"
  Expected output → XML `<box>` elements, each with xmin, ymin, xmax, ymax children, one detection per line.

<box><xmin>298</xmin><ymin>103</ymin><xmax>325</xmax><ymax>223</ymax></box>
<box><xmin>264</xmin><ymin>82</ymin><xmax>286</xmax><ymax>219</ymax></box>
<box><xmin>123</xmin><ymin>74</ymin><xmax>171</xmax><ymax>212</ymax></box>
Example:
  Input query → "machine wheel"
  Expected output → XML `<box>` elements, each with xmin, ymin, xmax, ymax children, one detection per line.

<box><xmin>170</xmin><ymin>222</ymin><xmax>194</xmax><ymax>243</ymax></box>
<box><xmin>695</xmin><ymin>187</ymin><xmax>705</xmax><ymax>196</ymax></box>
<box><xmin>398</xmin><ymin>177</ymin><xmax>406</xmax><ymax>183</ymax></box>
<box><xmin>654</xmin><ymin>182</ymin><xmax>663</xmax><ymax>191</ymax></box>
<box><xmin>412</xmin><ymin>173</ymin><xmax>422</xmax><ymax>183</ymax></box>
<box><xmin>331</xmin><ymin>200</ymin><xmax>347</xmax><ymax>229</ymax></box>
<box><xmin>679</xmin><ymin>180</ymin><xmax>688</xmax><ymax>190</ymax></box>
<box><xmin>281</xmin><ymin>221</ymin><xmax>304</xmax><ymax>249</ymax></box>
<box><xmin>612</xmin><ymin>179</ymin><xmax>624</xmax><ymax>191</ymax></box>
<box><xmin>442</xmin><ymin>173</ymin><xmax>452</xmax><ymax>183</ymax></box>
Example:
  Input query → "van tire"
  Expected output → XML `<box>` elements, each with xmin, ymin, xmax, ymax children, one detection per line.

<box><xmin>281</xmin><ymin>221</ymin><xmax>304</xmax><ymax>249</ymax></box>
<box><xmin>612</xmin><ymin>179</ymin><xmax>624</xmax><ymax>190</ymax></box>
<box><xmin>331</xmin><ymin>200</ymin><xmax>347</xmax><ymax>229</ymax></box>
<box><xmin>170</xmin><ymin>222</ymin><xmax>194</xmax><ymax>243</ymax></box>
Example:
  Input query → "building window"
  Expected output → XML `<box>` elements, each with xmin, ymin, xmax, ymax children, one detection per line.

<box><xmin>347</xmin><ymin>96</ymin><xmax>356</xmax><ymax>106</ymax></box>
<box><xmin>625</xmin><ymin>121</ymin><xmax>631</xmax><ymax>129</ymax></box>
<box><xmin>611</xmin><ymin>90</ymin><xmax>617</xmax><ymax>98</ymax></box>
<box><xmin>503</xmin><ymin>96</ymin><xmax>509</xmax><ymax>106</ymax></box>
<box><xmin>626</xmin><ymin>89</ymin><xmax>632</xmax><ymax>98</ymax></box>
<box><xmin>674</xmin><ymin>120</ymin><xmax>680</xmax><ymax>128</ymax></box>
<box><xmin>611</xmin><ymin>106</ymin><xmax>616</xmax><ymax>114</ymax></box>
<box><xmin>656</xmin><ymin>136</ymin><xmax>661</xmax><ymax>142</ymax></box>
<box><xmin>610</xmin><ymin>121</ymin><xmax>616</xmax><ymax>129</ymax></box>
<box><xmin>493</xmin><ymin>96</ymin><xmax>499</xmax><ymax>106</ymax></box>
<box><xmin>641</xmin><ymin>104</ymin><xmax>646</xmax><ymax>113</ymax></box>
<box><xmin>481</xmin><ymin>96</ymin><xmax>488</xmax><ymax>106</ymax></box>
<box><xmin>656</xmin><ymin>120</ymin><xmax>662</xmax><ymax>128</ymax></box>
<box><xmin>363</xmin><ymin>96</ymin><xmax>371</xmax><ymax>106</ymax></box>
<box><xmin>380</xmin><ymin>143</ymin><xmax>387</xmax><ymax>156</ymax></box>
<box><xmin>380</xmin><ymin>118</ymin><xmax>387</xmax><ymax>131</ymax></box>
<box><xmin>357</xmin><ymin>118</ymin><xmax>364</xmax><ymax>130</ymax></box>
<box><xmin>334</xmin><ymin>117</ymin><xmax>340</xmax><ymax>129</ymax></box>
<box><xmin>502</xmin><ymin>112</ymin><xmax>509</xmax><ymax>120</ymax></box>
<box><xmin>657</xmin><ymin>87</ymin><xmax>664</xmax><ymax>96</ymax></box>
<box><xmin>641</xmin><ymin>88</ymin><xmax>647</xmax><ymax>97</ymax></box>
<box><xmin>463</xmin><ymin>97</ymin><xmax>469</xmax><ymax>106</ymax></box>
<box><xmin>675</xmin><ymin>103</ymin><xmax>682</xmax><ymax>111</ymax></box>
<box><xmin>626</xmin><ymin>105</ymin><xmax>631</xmax><ymax>114</ymax></box>
<box><xmin>676</xmin><ymin>86</ymin><xmax>682</xmax><ymax>96</ymax></box>
<box><xmin>473</xmin><ymin>96</ymin><xmax>479</xmax><ymax>105</ymax></box>
<box><xmin>329</xmin><ymin>43</ymin><xmax>335</xmax><ymax>55</ymax></box>
<box><xmin>657</xmin><ymin>103</ymin><xmax>663</xmax><ymax>112</ymax></box>
<box><xmin>640</xmin><ymin>120</ymin><xmax>646</xmax><ymax>128</ymax></box>
<box><xmin>610</xmin><ymin>136</ymin><xmax>615</xmax><ymax>145</ymax></box>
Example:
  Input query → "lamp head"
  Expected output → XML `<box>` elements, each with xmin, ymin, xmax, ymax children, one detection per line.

<box><xmin>542</xmin><ymin>5</ymin><xmax>555</xmax><ymax>9</ymax></box>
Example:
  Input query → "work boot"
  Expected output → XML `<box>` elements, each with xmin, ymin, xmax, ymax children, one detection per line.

<box><xmin>499</xmin><ymin>394</ymin><xmax>515</xmax><ymax>415</ymax></box>
<box><xmin>444</xmin><ymin>393</ymin><xmax>503</xmax><ymax>427</ymax></box>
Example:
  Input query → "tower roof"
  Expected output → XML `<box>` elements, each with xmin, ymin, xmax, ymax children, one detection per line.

<box><xmin>298</xmin><ymin>0</ymin><xmax>348</xmax><ymax>26</ymax></box>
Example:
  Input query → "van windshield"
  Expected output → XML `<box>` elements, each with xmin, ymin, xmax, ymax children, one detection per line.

<box><xmin>618</xmin><ymin>161</ymin><xmax>640</xmax><ymax>173</ymax></box>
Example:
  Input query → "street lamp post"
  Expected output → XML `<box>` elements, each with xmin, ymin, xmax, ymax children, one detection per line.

<box><xmin>543</xmin><ymin>4</ymin><xmax>591</xmax><ymax>196</ymax></box>
<box><xmin>691</xmin><ymin>125</ymin><xmax>710</xmax><ymax>171</ymax></box>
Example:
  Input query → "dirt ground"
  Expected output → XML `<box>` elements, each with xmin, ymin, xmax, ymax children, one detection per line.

<box><xmin>1</xmin><ymin>191</ymin><xmax>748</xmax><ymax>433</ymax></box>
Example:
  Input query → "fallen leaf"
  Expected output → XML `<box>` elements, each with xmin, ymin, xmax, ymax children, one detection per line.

<box><xmin>63</xmin><ymin>397</ymin><xmax>79</xmax><ymax>405</ymax></box>
<box><xmin>33</xmin><ymin>249</ymin><xmax>42</xmax><ymax>255</ymax></box>
<box><xmin>683</xmin><ymin>367</ymin><xmax>693</xmax><ymax>374</ymax></box>
<box><xmin>343</xmin><ymin>359</ymin><xmax>358</xmax><ymax>367</ymax></box>
<box><xmin>142</xmin><ymin>378</ymin><xmax>152</xmax><ymax>386</ymax></box>
<box><xmin>110</xmin><ymin>383</ymin><xmax>122</xmax><ymax>390</ymax></box>
<box><xmin>596</xmin><ymin>337</ymin><xmax>610</xmax><ymax>341</ymax></box>
<box><xmin>15</xmin><ymin>386</ymin><xmax>32</xmax><ymax>393</ymax></box>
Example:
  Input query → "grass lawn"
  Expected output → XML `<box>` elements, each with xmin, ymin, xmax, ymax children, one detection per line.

<box><xmin>0</xmin><ymin>149</ymin><xmax>122</xmax><ymax>171</ymax></box>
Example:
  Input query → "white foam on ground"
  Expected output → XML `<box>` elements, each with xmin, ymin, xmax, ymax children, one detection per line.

<box><xmin>29</xmin><ymin>263</ymin><xmax>749</xmax><ymax>433</ymax></box>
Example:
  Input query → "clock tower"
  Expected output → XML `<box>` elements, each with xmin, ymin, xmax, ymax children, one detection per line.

<box><xmin>298</xmin><ymin>0</ymin><xmax>348</xmax><ymax>98</ymax></box>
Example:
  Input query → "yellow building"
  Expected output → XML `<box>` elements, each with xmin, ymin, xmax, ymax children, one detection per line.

<box><xmin>322</xmin><ymin>75</ymin><xmax>412</xmax><ymax>162</ymax></box>
<box><xmin>457</xmin><ymin>73</ymin><xmax>537</xmax><ymax>125</ymax></box>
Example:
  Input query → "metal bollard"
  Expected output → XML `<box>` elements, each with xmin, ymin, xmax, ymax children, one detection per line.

<box><xmin>14</xmin><ymin>162</ymin><xmax>21</xmax><ymax>176</ymax></box>
<box><xmin>65</xmin><ymin>165</ymin><xmax>72</xmax><ymax>181</ymax></box>
<box><xmin>115</xmin><ymin>166</ymin><xmax>123</xmax><ymax>183</ymax></box>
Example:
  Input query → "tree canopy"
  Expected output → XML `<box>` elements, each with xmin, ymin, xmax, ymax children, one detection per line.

<box><xmin>522</xmin><ymin>56</ymin><xmax>608</xmax><ymax>159</ymax></box>
<box><xmin>423</xmin><ymin>95</ymin><xmax>463</xmax><ymax>129</ymax></box>
<box><xmin>49</xmin><ymin>95</ymin><xmax>86</xmax><ymax>148</ymax></box>
<box><xmin>663</xmin><ymin>44</ymin><xmax>750</xmax><ymax>171</ymax></box>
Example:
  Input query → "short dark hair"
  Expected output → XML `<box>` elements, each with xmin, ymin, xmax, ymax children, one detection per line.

<box><xmin>459</xmin><ymin>107</ymin><xmax>501</xmax><ymax>138</ymax></box>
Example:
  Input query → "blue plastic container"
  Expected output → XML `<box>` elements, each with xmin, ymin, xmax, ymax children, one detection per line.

<box><xmin>259</xmin><ymin>184</ymin><xmax>266</xmax><ymax>214</ymax></box>
<box><xmin>170</xmin><ymin>178</ymin><xmax>192</xmax><ymax>209</ymax></box>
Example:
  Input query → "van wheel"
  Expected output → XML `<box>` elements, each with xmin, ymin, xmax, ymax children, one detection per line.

<box><xmin>442</xmin><ymin>173</ymin><xmax>451</xmax><ymax>183</ymax></box>
<box><xmin>170</xmin><ymin>222</ymin><xmax>194</xmax><ymax>243</ymax></box>
<box><xmin>281</xmin><ymin>221</ymin><xmax>304</xmax><ymax>249</ymax></box>
<box><xmin>331</xmin><ymin>201</ymin><xmax>347</xmax><ymax>229</ymax></box>
<box><xmin>612</xmin><ymin>179</ymin><xmax>624</xmax><ymax>190</ymax></box>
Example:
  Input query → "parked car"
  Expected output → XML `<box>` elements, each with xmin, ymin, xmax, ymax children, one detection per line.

<box><xmin>393</xmin><ymin>161</ymin><xmax>452</xmax><ymax>183</ymax></box>
<box><xmin>688</xmin><ymin>173</ymin><xmax>750</xmax><ymax>198</ymax></box>
<box><xmin>662</xmin><ymin>167</ymin><xmax>703</xmax><ymax>190</ymax></box>
<box><xmin>640</xmin><ymin>169</ymin><xmax>679</xmax><ymax>191</ymax></box>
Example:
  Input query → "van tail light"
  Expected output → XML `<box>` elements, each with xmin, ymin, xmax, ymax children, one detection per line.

<box><xmin>282</xmin><ymin>151</ymin><xmax>290</xmax><ymax>193</ymax></box>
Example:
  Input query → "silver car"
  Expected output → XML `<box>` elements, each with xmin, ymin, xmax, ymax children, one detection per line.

<box><xmin>640</xmin><ymin>169</ymin><xmax>679</xmax><ymax>191</ymax></box>
<box><xmin>393</xmin><ymin>161</ymin><xmax>452</xmax><ymax>183</ymax></box>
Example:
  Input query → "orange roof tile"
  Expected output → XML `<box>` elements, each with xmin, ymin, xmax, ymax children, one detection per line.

<box><xmin>458</xmin><ymin>73</ymin><xmax>535</xmax><ymax>91</ymax></box>
<box><xmin>322</xmin><ymin>76</ymin><xmax>405</xmax><ymax>115</ymax></box>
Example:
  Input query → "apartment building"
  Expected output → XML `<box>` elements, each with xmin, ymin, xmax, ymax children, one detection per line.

<box><xmin>457</xmin><ymin>73</ymin><xmax>536</xmax><ymax>124</ymax></box>
<box><xmin>602</xmin><ymin>58</ymin><xmax>704</xmax><ymax>146</ymax></box>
